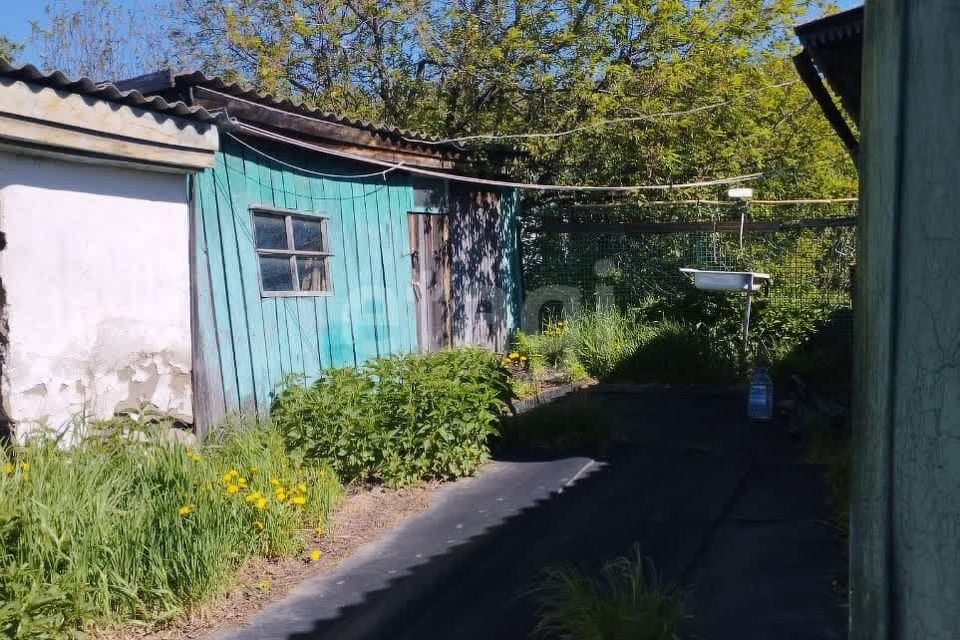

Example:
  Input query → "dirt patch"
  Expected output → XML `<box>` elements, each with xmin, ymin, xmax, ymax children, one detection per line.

<box><xmin>92</xmin><ymin>484</ymin><xmax>435</xmax><ymax>640</ymax></box>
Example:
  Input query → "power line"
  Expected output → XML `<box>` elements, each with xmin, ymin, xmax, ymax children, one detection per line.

<box><xmin>406</xmin><ymin>80</ymin><xmax>799</xmax><ymax>146</ymax></box>
<box><xmin>234</xmin><ymin>122</ymin><xmax>764</xmax><ymax>192</ymax></box>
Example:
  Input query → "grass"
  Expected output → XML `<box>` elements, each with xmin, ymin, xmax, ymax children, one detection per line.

<box><xmin>529</xmin><ymin>548</ymin><xmax>684</xmax><ymax>640</ymax></box>
<box><xmin>511</xmin><ymin>309</ymin><xmax>739</xmax><ymax>385</ymax></box>
<box><xmin>0</xmin><ymin>417</ymin><xmax>341</xmax><ymax>638</ymax></box>
<box><xmin>805</xmin><ymin>423</ymin><xmax>851</xmax><ymax>536</ymax></box>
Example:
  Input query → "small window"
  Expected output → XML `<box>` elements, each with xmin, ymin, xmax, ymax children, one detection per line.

<box><xmin>251</xmin><ymin>207</ymin><xmax>333</xmax><ymax>296</ymax></box>
<box><xmin>412</xmin><ymin>177</ymin><xmax>448</xmax><ymax>211</ymax></box>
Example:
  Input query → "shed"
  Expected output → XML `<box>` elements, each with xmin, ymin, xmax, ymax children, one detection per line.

<box><xmin>0</xmin><ymin>61</ymin><xmax>221</xmax><ymax>438</ymax></box>
<box><xmin>116</xmin><ymin>70</ymin><xmax>523</xmax><ymax>429</ymax></box>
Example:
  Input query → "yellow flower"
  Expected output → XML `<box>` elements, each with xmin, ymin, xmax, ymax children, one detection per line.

<box><xmin>2</xmin><ymin>463</ymin><xmax>12</xmax><ymax>475</ymax></box>
<box><xmin>178</xmin><ymin>504</ymin><xmax>193</xmax><ymax>517</ymax></box>
<box><xmin>253</xmin><ymin>520</ymin><xmax>265</xmax><ymax>530</ymax></box>
<box><xmin>509</xmin><ymin>352</ymin><xmax>520</xmax><ymax>359</ymax></box>
<box><xmin>520</xmin><ymin>356</ymin><xmax>528</xmax><ymax>362</ymax></box>
<box><xmin>227</xmin><ymin>484</ymin><xmax>239</xmax><ymax>494</ymax></box>
<box><xmin>245</xmin><ymin>491</ymin><xmax>261</xmax><ymax>504</ymax></box>
<box><xmin>296</xmin><ymin>483</ymin><xmax>307</xmax><ymax>492</ymax></box>
<box><xmin>19</xmin><ymin>462</ymin><xmax>29</xmax><ymax>471</ymax></box>
<box><xmin>275</xmin><ymin>491</ymin><xmax>287</xmax><ymax>503</ymax></box>
<box><xmin>222</xmin><ymin>472</ymin><xmax>233</xmax><ymax>483</ymax></box>
<box><xmin>255</xmin><ymin>497</ymin><xmax>269</xmax><ymax>509</ymax></box>
<box><xmin>270</xmin><ymin>478</ymin><xmax>280</xmax><ymax>486</ymax></box>
<box><xmin>308</xmin><ymin>549</ymin><xmax>321</xmax><ymax>562</ymax></box>
<box><xmin>315</xmin><ymin>525</ymin><xmax>324</xmax><ymax>538</ymax></box>
<box><xmin>290</xmin><ymin>495</ymin><xmax>306</xmax><ymax>506</ymax></box>
<box><xmin>237</xmin><ymin>477</ymin><xmax>248</xmax><ymax>489</ymax></box>
<box><xmin>258</xmin><ymin>579</ymin><xmax>270</xmax><ymax>591</ymax></box>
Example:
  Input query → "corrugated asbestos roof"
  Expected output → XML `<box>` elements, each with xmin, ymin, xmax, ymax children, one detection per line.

<box><xmin>128</xmin><ymin>69</ymin><xmax>455</xmax><ymax>147</ymax></box>
<box><xmin>795</xmin><ymin>6</ymin><xmax>864</xmax><ymax>48</ymax></box>
<box><xmin>0</xmin><ymin>59</ymin><xmax>230</xmax><ymax>127</ymax></box>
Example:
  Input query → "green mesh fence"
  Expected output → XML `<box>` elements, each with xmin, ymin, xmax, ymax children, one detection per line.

<box><xmin>519</xmin><ymin>197</ymin><xmax>856</xmax><ymax>351</ymax></box>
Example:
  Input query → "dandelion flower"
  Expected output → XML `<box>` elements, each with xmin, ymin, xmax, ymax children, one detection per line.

<box><xmin>178</xmin><ymin>505</ymin><xmax>193</xmax><ymax>517</ymax></box>
<box><xmin>315</xmin><ymin>525</ymin><xmax>324</xmax><ymax>538</ymax></box>
<box><xmin>256</xmin><ymin>497</ymin><xmax>269</xmax><ymax>509</ymax></box>
<box><xmin>238</xmin><ymin>477</ymin><xmax>248</xmax><ymax>489</ymax></box>
<box><xmin>19</xmin><ymin>462</ymin><xmax>29</xmax><ymax>471</ymax></box>
<box><xmin>509</xmin><ymin>352</ymin><xmax>520</xmax><ymax>359</ymax></box>
<box><xmin>309</xmin><ymin>550</ymin><xmax>321</xmax><ymax>562</ymax></box>
<box><xmin>270</xmin><ymin>478</ymin><xmax>280</xmax><ymax>486</ymax></box>
<box><xmin>222</xmin><ymin>472</ymin><xmax>233</xmax><ymax>483</ymax></box>
<box><xmin>296</xmin><ymin>483</ymin><xmax>307</xmax><ymax>492</ymax></box>
<box><xmin>227</xmin><ymin>484</ymin><xmax>240</xmax><ymax>494</ymax></box>
<box><xmin>259</xmin><ymin>579</ymin><xmax>270</xmax><ymax>591</ymax></box>
<box><xmin>291</xmin><ymin>495</ymin><xmax>306</xmax><ymax>506</ymax></box>
<box><xmin>253</xmin><ymin>520</ymin><xmax>265</xmax><ymax>530</ymax></box>
<box><xmin>275</xmin><ymin>491</ymin><xmax>287</xmax><ymax>503</ymax></box>
<box><xmin>2</xmin><ymin>463</ymin><xmax>12</xmax><ymax>475</ymax></box>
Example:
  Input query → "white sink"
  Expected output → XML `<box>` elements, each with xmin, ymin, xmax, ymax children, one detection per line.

<box><xmin>680</xmin><ymin>269</ymin><xmax>770</xmax><ymax>292</ymax></box>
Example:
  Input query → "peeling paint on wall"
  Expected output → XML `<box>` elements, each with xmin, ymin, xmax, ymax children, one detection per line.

<box><xmin>0</xmin><ymin>154</ymin><xmax>193</xmax><ymax>439</ymax></box>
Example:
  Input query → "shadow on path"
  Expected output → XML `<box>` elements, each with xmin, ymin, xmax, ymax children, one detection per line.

<box><xmin>210</xmin><ymin>387</ymin><xmax>843</xmax><ymax>640</ymax></box>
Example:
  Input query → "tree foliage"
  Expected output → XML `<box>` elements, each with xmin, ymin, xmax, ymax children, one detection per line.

<box><xmin>30</xmin><ymin>0</ymin><xmax>180</xmax><ymax>81</ymax></box>
<box><xmin>17</xmin><ymin>0</ymin><xmax>854</xmax><ymax>197</ymax></box>
<box><xmin>173</xmin><ymin>0</ymin><xmax>854</xmax><ymax>196</ymax></box>
<box><xmin>0</xmin><ymin>36</ymin><xmax>22</xmax><ymax>62</ymax></box>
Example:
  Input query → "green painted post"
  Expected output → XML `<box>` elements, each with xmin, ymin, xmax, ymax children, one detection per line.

<box><xmin>854</xmin><ymin>2</ymin><xmax>960</xmax><ymax>638</ymax></box>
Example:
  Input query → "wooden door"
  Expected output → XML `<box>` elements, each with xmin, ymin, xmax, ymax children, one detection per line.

<box><xmin>408</xmin><ymin>213</ymin><xmax>452</xmax><ymax>352</ymax></box>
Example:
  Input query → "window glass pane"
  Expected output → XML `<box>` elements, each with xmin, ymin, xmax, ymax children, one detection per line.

<box><xmin>260</xmin><ymin>256</ymin><xmax>293</xmax><ymax>291</ymax></box>
<box><xmin>292</xmin><ymin>218</ymin><xmax>325</xmax><ymax>252</ymax></box>
<box><xmin>253</xmin><ymin>213</ymin><xmax>288</xmax><ymax>249</ymax></box>
<box><xmin>413</xmin><ymin>178</ymin><xmax>446</xmax><ymax>210</ymax></box>
<box><xmin>297</xmin><ymin>257</ymin><xmax>328</xmax><ymax>292</ymax></box>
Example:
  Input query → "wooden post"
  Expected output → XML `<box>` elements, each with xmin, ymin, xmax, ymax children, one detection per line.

<box><xmin>853</xmin><ymin>2</ymin><xmax>960</xmax><ymax>638</ymax></box>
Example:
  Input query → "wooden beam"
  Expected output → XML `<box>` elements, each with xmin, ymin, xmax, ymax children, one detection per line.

<box><xmin>540</xmin><ymin>216</ymin><xmax>857</xmax><ymax>235</ymax></box>
<box><xmin>793</xmin><ymin>51</ymin><xmax>860</xmax><ymax>166</ymax></box>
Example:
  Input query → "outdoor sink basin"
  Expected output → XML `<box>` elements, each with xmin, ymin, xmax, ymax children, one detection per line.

<box><xmin>679</xmin><ymin>268</ymin><xmax>770</xmax><ymax>292</ymax></box>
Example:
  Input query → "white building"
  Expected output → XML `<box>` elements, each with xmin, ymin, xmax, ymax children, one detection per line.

<box><xmin>0</xmin><ymin>62</ymin><xmax>221</xmax><ymax>439</ymax></box>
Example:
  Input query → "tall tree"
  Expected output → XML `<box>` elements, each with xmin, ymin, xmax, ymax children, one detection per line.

<box><xmin>173</xmin><ymin>0</ymin><xmax>854</xmax><ymax>197</ymax></box>
<box><xmin>30</xmin><ymin>0</ymin><xmax>179</xmax><ymax>81</ymax></box>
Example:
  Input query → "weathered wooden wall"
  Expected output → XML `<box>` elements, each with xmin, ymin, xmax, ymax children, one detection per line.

<box><xmin>853</xmin><ymin>2</ymin><xmax>960</xmax><ymax>638</ymax></box>
<box><xmin>449</xmin><ymin>186</ymin><xmax>522</xmax><ymax>352</ymax></box>
<box><xmin>193</xmin><ymin>137</ymin><xmax>419</xmax><ymax>418</ymax></box>
<box><xmin>192</xmin><ymin>137</ymin><xmax>522</xmax><ymax>425</ymax></box>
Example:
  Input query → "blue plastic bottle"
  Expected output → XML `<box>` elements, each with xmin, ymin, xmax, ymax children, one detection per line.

<box><xmin>747</xmin><ymin>365</ymin><xmax>773</xmax><ymax>421</ymax></box>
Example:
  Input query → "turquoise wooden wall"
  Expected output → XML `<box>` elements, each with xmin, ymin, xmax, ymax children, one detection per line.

<box><xmin>193</xmin><ymin>137</ymin><xmax>521</xmax><ymax>416</ymax></box>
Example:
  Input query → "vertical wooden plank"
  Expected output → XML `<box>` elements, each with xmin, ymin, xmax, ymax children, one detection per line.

<box><xmin>330</xmin><ymin>172</ymin><xmax>362</xmax><ymax>366</ymax></box>
<box><xmin>189</xmin><ymin>174</ymin><xmax>226</xmax><ymax>435</ymax></box>
<box><xmin>196</xmin><ymin>164</ymin><xmax>240</xmax><ymax>411</ymax></box>
<box><xmin>263</xmin><ymin>152</ymin><xmax>296</xmax><ymax>378</ymax></box>
<box><xmin>291</xmin><ymin>149</ymin><xmax>323</xmax><ymax>380</ymax></box>
<box><xmin>348</xmin><ymin>179</ymin><xmax>380</xmax><ymax>363</ymax></box>
<box><xmin>387</xmin><ymin>180</ymin><xmax>414</xmax><ymax>353</ymax></box>
<box><xmin>277</xmin><ymin>159</ymin><xmax>306</xmax><ymax>377</ymax></box>
<box><xmin>372</xmin><ymin>175</ymin><xmax>400</xmax><ymax>354</ymax></box>
<box><xmin>302</xmin><ymin>158</ymin><xmax>338</xmax><ymax>369</ymax></box>
<box><xmin>230</xmin><ymin>142</ymin><xmax>272</xmax><ymax>411</ymax></box>
<box><xmin>367</xmin><ymin>180</ymin><xmax>390</xmax><ymax>357</ymax></box>
<box><xmin>252</xmin><ymin>146</ymin><xmax>284</xmax><ymax>394</ymax></box>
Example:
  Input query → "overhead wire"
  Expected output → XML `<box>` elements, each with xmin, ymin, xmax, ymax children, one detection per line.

<box><xmin>233</xmin><ymin>121</ymin><xmax>764</xmax><ymax>192</ymax></box>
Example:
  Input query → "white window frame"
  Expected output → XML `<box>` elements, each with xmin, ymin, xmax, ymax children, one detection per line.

<box><xmin>250</xmin><ymin>205</ymin><xmax>334</xmax><ymax>297</ymax></box>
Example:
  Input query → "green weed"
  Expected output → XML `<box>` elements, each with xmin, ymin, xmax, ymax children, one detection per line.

<box><xmin>530</xmin><ymin>548</ymin><xmax>684</xmax><ymax>640</ymax></box>
<box><xmin>272</xmin><ymin>348</ymin><xmax>514</xmax><ymax>487</ymax></box>
<box><xmin>0</xmin><ymin>420</ymin><xmax>340</xmax><ymax>637</ymax></box>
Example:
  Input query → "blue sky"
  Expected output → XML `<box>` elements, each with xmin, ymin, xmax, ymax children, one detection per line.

<box><xmin>5</xmin><ymin>0</ymin><xmax>862</xmax><ymax>65</ymax></box>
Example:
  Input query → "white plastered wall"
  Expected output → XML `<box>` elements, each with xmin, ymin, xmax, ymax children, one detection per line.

<box><xmin>0</xmin><ymin>153</ymin><xmax>192</xmax><ymax>437</ymax></box>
